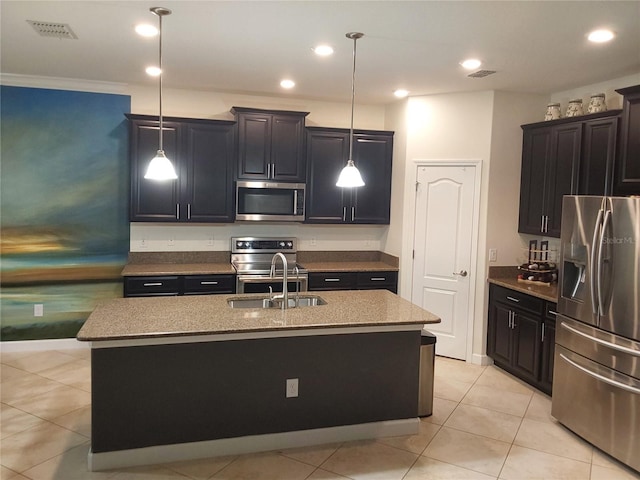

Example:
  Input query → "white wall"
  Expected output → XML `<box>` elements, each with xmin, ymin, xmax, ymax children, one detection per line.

<box><xmin>486</xmin><ymin>91</ymin><xmax>548</xmax><ymax>268</ymax></box>
<box><xmin>124</xmin><ymin>83</ymin><xmax>391</xmax><ymax>252</ymax></box>
<box><xmin>392</xmin><ymin>91</ymin><xmax>494</xmax><ymax>364</ymax></box>
<box><xmin>381</xmin><ymin>99</ymin><xmax>409</xmax><ymax>259</ymax></box>
<box><xmin>550</xmin><ymin>72</ymin><xmax>640</xmax><ymax>114</ymax></box>
<box><xmin>0</xmin><ymin>75</ymin><xmax>393</xmax><ymax>253</ymax></box>
<box><xmin>126</xmin><ymin>84</ymin><xmax>386</xmax><ymax>129</ymax></box>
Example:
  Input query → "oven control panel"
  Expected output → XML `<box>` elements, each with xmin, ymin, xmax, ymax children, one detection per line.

<box><xmin>232</xmin><ymin>237</ymin><xmax>297</xmax><ymax>253</ymax></box>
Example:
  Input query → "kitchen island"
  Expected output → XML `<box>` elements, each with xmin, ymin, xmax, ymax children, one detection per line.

<box><xmin>77</xmin><ymin>289</ymin><xmax>439</xmax><ymax>471</ymax></box>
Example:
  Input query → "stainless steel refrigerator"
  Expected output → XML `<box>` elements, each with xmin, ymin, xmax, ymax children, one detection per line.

<box><xmin>552</xmin><ymin>195</ymin><xmax>640</xmax><ymax>472</ymax></box>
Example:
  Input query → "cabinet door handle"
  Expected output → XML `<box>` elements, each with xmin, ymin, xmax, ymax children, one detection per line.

<box><xmin>508</xmin><ymin>311</ymin><xmax>513</xmax><ymax>329</ymax></box>
<box><xmin>176</xmin><ymin>203</ymin><xmax>180</xmax><ymax>220</ymax></box>
<box><xmin>506</xmin><ymin>296</ymin><xmax>520</xmax><ymax>303</ymax></box>
<box><xmin>343</xmin><ymin>207</ymin><xmax>347</xmax><ymax>222</ymax></box>
<box><xmin>544</xmin><ymin>215</ymin><xmax>549</xmax><ymax>233</ymax></box>
<box><xmin>200</xmin><ymin>281</ymin><xmax>218</xmax><ymax>285</ymax></box>
<box><xmin>351</xmin><ymin>206</ymin><xmax>355</xmax><ymax>222</ymax></box>
<box><xmin>541</xmin><ymin>215</ymin><xmax>545</xmax><ymax>233</ymax></box>
<box><xmin>267</xmin><ymin>163</ymin><xmax>271</xmax><ymax>178</ymax></box>
<box><xmin>187</xmin><ymin>204</ymin><xmax>191</xmax><ymax>220</ymax></box>
<box><xmin>541</xmin><ymin>323</ymin><xmax>546</xmax><ymax>342</ymax></box>
<box><xmin>512</xmin><ymin>312</ymin><xmax>517</xmax><ymax>329</ymax></box>
<box><xmin>324</xmin><ymin>278</ymin><xmax>341</xmax><ymax>282</ymax></box>
<box><xmin>143</xmin><ymin>282</ymin><xmax>163</xmax><ymax>287</ymax></box>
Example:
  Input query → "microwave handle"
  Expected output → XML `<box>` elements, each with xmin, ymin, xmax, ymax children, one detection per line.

<box><xmin>293</xmin><ymin>190</ymin><xmax>298</xmax><ymax>214</ymax></box>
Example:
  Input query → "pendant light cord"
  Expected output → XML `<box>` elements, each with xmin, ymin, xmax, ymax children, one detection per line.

<box><xmin>348</xmin><ymin>34</ymin><xmax>356</xmax><ymax>163</ymax></box>
<box><xmin>157</xmin><ymin>11</ymin><xmax>163</xmax><ymax>152</ymax></box>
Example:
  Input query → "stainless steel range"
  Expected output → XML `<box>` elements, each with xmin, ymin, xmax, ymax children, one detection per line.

<box><xmin>231</xmin><ymin>237</ymin><xmax>308</xmax><ymax>294</ymax></box>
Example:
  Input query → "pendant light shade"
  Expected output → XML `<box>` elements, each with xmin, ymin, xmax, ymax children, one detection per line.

<box><xmin>144</xmin><ymin>7</ymin><xmax>177</xmax><ymax>181</ymax></box>
<box><xmin>336</xmin><ymin>159</ymin><xmax>365</xmax><ymax>187</ymax></box>
<box><xmin>336</xmin><ymin>32</ymin><xmax>365</xmax><ymax>188</ymax></box>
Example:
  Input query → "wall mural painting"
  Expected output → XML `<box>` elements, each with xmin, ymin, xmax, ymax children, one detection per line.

<box><xmin>1</xmin><ymin>86</ymin><xmax>131</xmax><ymax>341</ymax></box>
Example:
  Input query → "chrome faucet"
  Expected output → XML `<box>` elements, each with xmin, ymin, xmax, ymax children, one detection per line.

<box><xmin>270</xmin><ymin>252</ymin><xmax>288</xmax><ymax>309</ymax></box>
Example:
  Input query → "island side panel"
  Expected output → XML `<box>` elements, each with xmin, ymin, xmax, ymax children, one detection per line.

<box><xmin>91</xmin><ymin>330</ymin><xmax>420</xmax><ymax>453</ymax></box>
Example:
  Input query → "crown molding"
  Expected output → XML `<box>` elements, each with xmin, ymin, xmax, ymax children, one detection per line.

<box><xmin>0</xmin><ymin>74</ymin><xmax>128</xmax><ymax>94</ymax></box>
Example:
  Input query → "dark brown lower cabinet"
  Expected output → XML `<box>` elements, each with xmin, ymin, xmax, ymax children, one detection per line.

<box><xmin>308</xmin><ymin>271</ymin><xmax>398</xmax><ymax>294</ymax></box>
<box><xmin>124</xmin><ymin>274</ymin><xmax>235</xmax><ymax>297</ymax></box>
<box><xmin>487</xmin><ymin>284</ymin><xmax>557</xmax><ymax>395</ymax></box>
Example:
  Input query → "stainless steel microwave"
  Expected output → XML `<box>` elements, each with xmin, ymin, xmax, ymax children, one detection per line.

<box><xmin>235</xmin><ymin>181</ymin><xmax>305</xmax><ymax>222</ymax></box>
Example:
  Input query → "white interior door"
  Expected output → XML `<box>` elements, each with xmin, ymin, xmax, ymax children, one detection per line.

<box><xmin>412</xmin><ymin>165</ymin><xmax>477</xmax><ymax>360</ymax></box>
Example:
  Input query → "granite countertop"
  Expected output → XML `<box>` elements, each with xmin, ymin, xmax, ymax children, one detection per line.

<box><xmin>121</xmin><ymin>263</ymin><xmax>235</xmax><ymax>276</ymax></box>
<box><xmin>302</xmin><ymin>261</ymin><xmax>398</xmax><ymax>272</ymax></box>
<box><xmin>77</xmin><ymin>289</ymin><xmax>439</xmax><ymax>342</ymax></box>
<box><xmin>488</xmin><ymin>266</ymin><xmax>558</xmax><ymax>303</ymax></box>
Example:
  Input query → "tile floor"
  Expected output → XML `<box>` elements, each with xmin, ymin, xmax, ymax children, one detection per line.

<box><xmin>1</xmin><ymin>348</ymin><xmax>639</xmax><ymax>480</ymax></box>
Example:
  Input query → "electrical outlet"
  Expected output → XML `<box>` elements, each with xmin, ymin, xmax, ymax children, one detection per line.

<box><xmin>140</xmin><ymin>238</ymin><xmax>148</xmax><ymax>249</ymax></box>
<box><xmin>489</xmin><ymin>248</ymin><xmax>497</xmax><ymax>262</ymax></box>
<box><xmin>286</xmin><ymin>378</ymin><xmax>299</xmax><ymax>398</ymax></box>
<box><xmin>207</xmin><ymin>235</ymin><xmax>214</xmax><ymax>246</ymax></box>
<box><xmin>34</xmin><ymin>304</ymin><xmax>44</xmax><ymax>317</ymax></box>
<box><xmin>168</xmin><ymin>238</ymin><xmax>175</xmax><ymax>246</ymax></box>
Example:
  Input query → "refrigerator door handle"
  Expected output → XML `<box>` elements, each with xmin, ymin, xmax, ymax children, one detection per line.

<box><xmin>559</xmin><ymin>353</ymin><xmax>640</xmax><ymax>395</ymax></box>
<box><xmin>597</xmin><ymin>209</ymin><xmax>612</xmax><ymax>316</ymax></box>
<box><xmin>560</xmin><ymin>321</ymin><xmax>640</xmax><ymax>357</ymax></box>
<box><xmin>589</xmin><ymin>208</ymin><xmax>604</xmax><ymax>315</ymax></box>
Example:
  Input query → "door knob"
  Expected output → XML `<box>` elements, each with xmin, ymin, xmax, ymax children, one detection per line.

<box><xmin>453</xmin><ymin>270</ymin><xmax>468</xmax><ymax>277</ymax></box>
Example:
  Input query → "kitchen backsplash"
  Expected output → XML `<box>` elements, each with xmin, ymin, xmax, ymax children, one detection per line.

<box><xmin>130</xmin><ymin>224</ymin><xmax>387</xmax><ymax>252</ymax></box>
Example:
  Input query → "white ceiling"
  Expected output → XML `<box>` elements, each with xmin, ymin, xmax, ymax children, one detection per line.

<box><xmin>1</xmin><ymin>1</ymin><xmax>639</xmax><ymax>104</ymax></box>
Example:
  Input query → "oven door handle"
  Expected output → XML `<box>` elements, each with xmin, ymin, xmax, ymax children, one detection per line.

<box><xmin>559</xmin><ymin>353</ymin><xmax>640</xmax><ymax>395</ymax></box>
<box><xmin>560</xmin><ymin>321</ymin><xmax>640</xmax><ymax>357</ymax></box>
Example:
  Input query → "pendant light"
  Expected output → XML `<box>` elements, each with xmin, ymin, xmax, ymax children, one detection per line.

<box><xmin>336</xmin><ymin>32</ymin><xmax>365</xmax><ymax>188</ymax></box>
<box><xmin>144</xmin><ymin>7</ymin><xmax>178</xmax><ymax>180</ymax></box>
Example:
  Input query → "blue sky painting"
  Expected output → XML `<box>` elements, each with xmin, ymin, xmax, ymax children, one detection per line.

<box><xmin>1</xmin><ymin>86</ymin><xmax>131</xmax><ymax>340</ymax></box>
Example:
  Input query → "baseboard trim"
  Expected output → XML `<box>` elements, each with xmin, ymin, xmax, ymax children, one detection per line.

<box><xmin>0</xmin><ymin>338</ymin><xmax>87</xmax><ymax>352</ymax></box>
<box><xmin>89</xmin><ymin>418</ymin><xmax>419</xmax><ymax>471</ymax></box>
<box><xmin>471</xmin><ymin>353</ymin><xmax>493</xmax><ymax>366</ymax></box>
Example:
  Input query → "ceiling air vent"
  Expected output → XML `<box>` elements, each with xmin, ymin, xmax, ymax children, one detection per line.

<box><xmin>27</xmin><ymin>20</ymin><xmax>77</xmax><ymax>39</ymax></box>
<box><xmin>468</xmin><ymin>70</ymin><xmax>496</xmax><ymax>78</ymax></box>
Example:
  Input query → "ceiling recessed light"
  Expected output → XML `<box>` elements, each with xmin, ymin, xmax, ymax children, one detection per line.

<box><xmin>135</xmin><ymin>24</ymin><xmax>158</xmax><ymax>37</ymax></box>
<box><xmin>313</xmin><ymin>45</ymin><xmax>334</xmax><ymax>56</ymax></box>
<box><xmin>460</xmin><ymin>58</ymin><xmax>482</xmax><ymax>70</ymax></box>
<box><xmin>394</xmin><ymin>89</ymin><xmax>409</xmax><ymax>98</ymax></box>
<box><xmin>588</xmin><ymin>29</ymin><xmax>615</xmax><ymax>43</ymax></box>
<box><xmin>145</xmin><ymin>66</ymin><xmax>161</xmax><ymax>76</ymax></box>
<box><xmin>280</xmin><ymin>79</ymin><xmax>295</xmax><ymax>89</ymax></box>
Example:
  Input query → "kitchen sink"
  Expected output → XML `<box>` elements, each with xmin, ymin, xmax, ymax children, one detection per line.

<box><xmin>227</xmin><ymin>295</ymin><xmax>327</xmax><ymax>309</ymax></box>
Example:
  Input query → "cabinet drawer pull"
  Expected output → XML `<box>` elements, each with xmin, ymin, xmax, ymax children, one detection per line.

<box><xmin>548</xmin><ymin>310</ymin><xmax>557</xmax><ymax>316</ymax></box>
<box><xmin>506</xmin><ymin>296</ymin><xmax>520</xmax><ymax>303</ymax></box>
<box><xmin>143</xmin><ymin>282</ymin><xmax>163</xmax><ymax>287</ymax></box>
<box><xmin>370</xmin><ymin>277</ymin><xmax>386</xmax><ymax>281</ymax></box>
<box><xmin>200</xmin><ymin>281</ymin><xmax>218</xmax><ymax>285</ymax></box>
<box><xmin>324</xmin><ymin>278</ymin><xmax>341</xmax><ymax>282</ymax></box>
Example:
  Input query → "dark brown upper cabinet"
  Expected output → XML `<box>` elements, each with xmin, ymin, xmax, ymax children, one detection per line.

<box><xmin>231</xmin><ymin>107</ymin><xmax>309</xmax><ymax>182</ymax></box>
<box><xmin>128</xmin><ymin>114</ymin><xmax>236</xmax><ymax>223</ymax></box>
<box><xmin>305</xmin><ymin>127</ymin><xmax>393</xmax><ymax>225</ymax></box>
<box><xmin>614</xmin><ymin>85</ymin><xmax>640</xmax><ymax>195</ymax></box>
<box><xmin>518</xmin><ymin>110</ymin><xmax>621</xmax><ymax>237</ymax></box>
